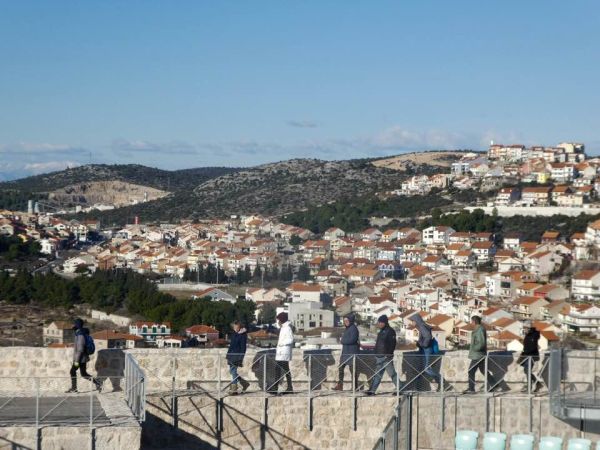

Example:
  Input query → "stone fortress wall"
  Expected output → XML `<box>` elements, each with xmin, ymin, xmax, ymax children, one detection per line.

<box><xmin>0</xmin><ymin>347</ymin><xmax>599</xmax><ymax>449</ymax></box>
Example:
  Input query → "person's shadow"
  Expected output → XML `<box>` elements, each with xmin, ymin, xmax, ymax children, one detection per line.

<box><xmin>94</xmin><ymin>349</ymin><xmax>125</xmax><ymax>392</ymax></box>
<box><xmin>303</xmin><ymin>350</ymin><xmax>335</xmax><ymax>391</ymax></box>
<box><xmin>400</xmin><ymin>351</ymin><xmax>444</xmax><ymax>392</ymax></box>
<box><xmin>251</xmin><ymin>349</ymin><xmax>278</xmax><ymax>393</ymax></box>
<box><xmin>487</xmin><ymin>351</ymin><xmax>513</xmax><ymax>392</ymax></box>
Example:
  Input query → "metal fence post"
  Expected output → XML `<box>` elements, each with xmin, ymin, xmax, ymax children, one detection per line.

<box><xmin>35</xmin><ymin>377</ymin><xmax>40</xmax><ymax>450</ymax></box>
<box><xmin>484</xmin><ymin>354</ymin><xmax>489</xmax><ymax>393</ymax></box>
<box><xmin>263</xmin><ymin>353</ymin><xmax>268</xmax><ymax>393</ymax></box>
<box><xmin>217</xmin><ymin>352</ymin><xmax>222</xmax><ymax>395</ymax></box>
<box><xmin>171</xmin><ymin>355</ymin><xmax>176</xmax><ymax>427</ymax></box>
<box><xmin>89</xmin><ymin>378</ymin><xmax>94</xmax><ymax>450</ymax></box>
<box><xmin>527</xmin><ymin>356</ymin><xmax>532</xmax><ymax>395</ymax></box>
<box><xmin>217</xmin><ymin>352</ymin><xmax>222</xmax><ymax>432</ymax></box>
<box><xmin>307</xmin><ymin>354</ymin><xmax>312</xmax><ymax>430</ymax></box>
<box><xmin>352</xmin><ymin>354</ymin><xmax>357</xmax><ymax>431</ymax></box>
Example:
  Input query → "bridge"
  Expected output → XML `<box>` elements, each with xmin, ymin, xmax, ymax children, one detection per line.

<box><xmin>0</xmin><ymin>347</ymin><xmax>599</xmax><ymax>449</ymax></box>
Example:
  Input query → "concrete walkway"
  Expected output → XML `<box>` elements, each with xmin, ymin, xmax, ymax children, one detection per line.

<box><xmin>0</xmin><ymin>396</ymin><xmax>108</xmax><ymax>426</ymax></box>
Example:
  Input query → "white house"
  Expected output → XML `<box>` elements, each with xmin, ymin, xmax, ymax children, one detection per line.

<box><xmin>571</xmin><ymin>270</ymin><xmax>600</xmax><ymax>301</ymax></box>
<box><xmin>422</xmin><ymin>226</ymin><xmax>455</xmax><ymax>245</ymax></box>
<box><xmin>559</xmin><ymin>304</ymin><xmax>600</xmax><ymax>334</ymax></box>
<box><xmin>287</xmin><ymin>283</ymin><xmax>322</xmax><ymax>303</ymax></box>
<box><xmin>288</xmin><ymin>301</ymin><xmax>334</xmax><ymax>331</ymax></box>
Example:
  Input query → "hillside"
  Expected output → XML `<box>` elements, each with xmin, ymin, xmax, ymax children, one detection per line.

<box><xmin>371</xmin><ymin>150</ymin><xmax>472</xmax><ymax>172</ymax></box>
<box><xmin>0</xmin><ymin>164</ymin><xmax>238</xmax><ymax>211</ymax></box>
<box><xmin>3</xmin><ymin>152</ymin><xmax>465</xmax><ymax>225</ymax></box>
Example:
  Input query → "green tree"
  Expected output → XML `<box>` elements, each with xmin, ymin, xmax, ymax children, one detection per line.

<box><xmin>297</xmin><ymin>263</ymin><xmax>311</xmax><ymax>281</ymax></box>
<box><xmin>258</xmin><ymin>303</ymin><xmax>277</xmax><ymax>325</ymax></box>
<box><xmin>289</xmin><ymin>234</ymin><xmax>302</xmax><ymax>246</ymax></box>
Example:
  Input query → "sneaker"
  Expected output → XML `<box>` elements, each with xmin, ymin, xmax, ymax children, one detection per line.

<box><xmin>229</xmin><ymin>384</ymin><xmax>239</xmax><ymax>395</ymax></box>
<box><xmin>520</xmin><ymin>386</ymin><xmax>529</xmax><ymax>393</ymax></box>
<box><xmin>462</xmin><ymin>389</ymin><xmax>475</xmax><ymax>394</ymax></box>
<box><xmin>332</xmin><ymin>383</ymin><xmax>343</xmax><ymax>391</ymax></box>
<box><xmin>65</xmin><ymin>387</ymin><xmax>77</xmax><ymax>393</ymax></box>
<box><xmin>94</xmin><ymin>380</ymin><xmax>102</xmax><ymax>392</ymax></box>
<box><xmin>240</xmin><ymin>379</ymin><xmax>250</xmax><ymax>393</ymax></box>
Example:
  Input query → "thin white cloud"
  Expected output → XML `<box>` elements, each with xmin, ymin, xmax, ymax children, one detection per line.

<box><xmin>23</xmin><ymin>161</ymin><xmax>80</xmax><ymax>174</ymax></box>
<box><xmin>111</xmin><ymin>139</ymin><xmax>197</xmax><ymax>155</ymax></box>
<box><xmin>0</xmin><ymin>142</ymin><xmax>87</xmax><ymax>155</ymax></box>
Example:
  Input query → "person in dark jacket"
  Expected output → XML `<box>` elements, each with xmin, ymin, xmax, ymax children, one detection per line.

<box><xmin>333</xmin><ymin>314</ymin><xmax>360</xmax><ymax>391</ymax></box>
<box><xmin>519</xmin><ymin>322</ymin><xmax>541</xmax><ymax>392</ymax></box>
<box><xmin>66</xmin><ymin>319</ymin><xmax>101</xmax><ymax>393</ymax></box>
<box><xmin>409</xmin><ymin>313</ymin><xmax>441</xmax><ymax>389</ymax></box>
<box><xmin>226</xmin><ymin>321</ymin><xmax>250</xmax><ymax>394</ymax></box>
<box><xmin>367</xmin><ymin>315</ymin><xmax>398</xmax><ymax>395</ymax></box>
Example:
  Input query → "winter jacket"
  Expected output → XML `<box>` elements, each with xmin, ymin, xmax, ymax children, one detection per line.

<box><xmin>411</xmin><ymin>314</ymin><xmax>433</xmax><ymax>349</ymax></box>
<box><xmin>519</xmin><ymin>328</ymin><xmax>540</xmax><ymax>364</ymax></box>
<box><xmin>226</xmin><ymin>328</ymin><xmax>248</xmax><ymax>367</ymax></box>
<box><xmin>73</xmin><ymin>329</ymin><xmax>90</xmax><ymax>364</ymax></box>
<box><xmin>374</xmin><ymin>325</ymin><xmax>397</xmax><ymax>356</ymax></box>
<box><xmin>276</xmin><ymin>321</ymin><xmax>294</xmax><ymax>361</ymax></box>
<box><xmin>468</xmin><ymin>325</ymin><xmax>487</xmax><ymax>361</ymax></box>
<box><xmin>340</xmin><ymin>315</ymin><xmax>360</xmax><ymax>356</ymax></box>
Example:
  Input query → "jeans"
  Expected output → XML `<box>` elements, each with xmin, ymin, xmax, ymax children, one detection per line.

<box><xmin>338</xmin><ymin>355</ymin><xmax>359</xmax><ymax>386</ymax></box>
<box><xmin>468</xmin><ymin>358</ymin><xmax>495</xmax><ymax>391</ymax></box>
<box><xmin>422</xmin><ymin>347</ymin><xmax>441</xmax><ymax>384</ymax></box>
<box><xmin>229</xmin><ymin>364</ymin><xmax>240</xmax><ymax>385</ymax></box>
<box><xmin>370</xmin><ymin>356</ymin><xmax>398</xmax><ymax>392</ymax></box>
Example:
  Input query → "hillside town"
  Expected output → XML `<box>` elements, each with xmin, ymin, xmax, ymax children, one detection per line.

<box><xmin>394</xmin><ymin>142</ymin><xmax>600</xmax><ymax>209</ymax></box>
<box><xmin>1</xmin><ymin>143</ymin><xmax>600</xmax><ymax>353</ymax></box>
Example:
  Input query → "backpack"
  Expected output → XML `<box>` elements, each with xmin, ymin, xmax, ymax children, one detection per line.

<box><xmin>431</xmin><ymin>338</ymin><xmax>440</xmax><ymax>355</ymax></box>
<box><xmin>84</xmin><ymin>335</ymin><xmax>96</xmax><ymax>355</ymax></box>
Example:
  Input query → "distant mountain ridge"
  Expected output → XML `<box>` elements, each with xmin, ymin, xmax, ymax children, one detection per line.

<box><xmin>0</xmin><ymin>164</ymin><xmax>238</xmax><ymax>193</ymax></box>
<box><xmin>1</xmin><ymin>152</ymin><xmax>468</xmax><ymax>224</ymax></box>
<box><xmin>0</xmin><ymin>164</ymin><xmax>239</xmax><ymax>212</ymax></box>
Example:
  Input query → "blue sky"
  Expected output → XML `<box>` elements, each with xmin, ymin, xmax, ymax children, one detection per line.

<box><xmin>1</xmin><ymin>1</ymin><xmax>599</xmax><ymax>179</ymax></box>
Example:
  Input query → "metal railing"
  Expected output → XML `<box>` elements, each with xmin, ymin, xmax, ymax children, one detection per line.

<box><xmin>548</xmin><ymin>348</ymin><xmax>600</xmax><ymax>421</ymax></box>
<box><xmin>125</xmin><ymin>352</ymin><xmax>146</xmax><ymax>422</ymax></box>
<box><xmin>373</xmin><ymin>395</ymin><xmax>411</xmax><ymax>450</ymax></box>
<box><xmin>139</xmin><ymin>351</ymin><xmax>552</xmax><ymax>398</ymax></box>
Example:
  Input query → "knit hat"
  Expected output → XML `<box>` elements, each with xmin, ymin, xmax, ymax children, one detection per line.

<box><xmin>276</xmin><ymin>312</ymin><xmax>288</xmax><ymax>323</ymax></box>
<box><xmin>377</xmin><ymin>314</ymin><xmax>388</xmax><ymax>324</ymax></box>
<box><xmin>72</xmin><ymin>318</ymin><xmax>84</xmax><ymax>330</ymax></box>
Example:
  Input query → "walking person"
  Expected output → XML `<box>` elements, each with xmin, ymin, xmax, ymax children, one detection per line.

<box><xmin>409</xmin><ymin>313</ymin><xmax>441</xmax><ymax>390</ymax></box>
<box><xmin>226</xmin><ymin>320</ymin><xmax>250</xmax><ymax>395</ymax></box>
<box><xmin>333</xmin><ymin>314</ymin><xmax>360</xmax><ymax>391</ymax></box>
<box><xmin>66</xmin><ymin>319</ymin><xmax>101</xmax><ymax>393</ymax></box>
<box><xmin>272</xmin><ymin>312</ymin><xmax>294</xmax><ymax>394</ymax></box>
<box><xmin>367</xmin><ymin>315</ymin><xmax>398</xmax><ymax>395</ymax></box>
<box><xmin>519</xmin><ymin>321</ymin><xmax>541</xmax><ymax>393</ymax></box>
<box><xmin>463</xmin><ymin>316</ymin><xmax>495</xmax><ymax>394</ymax></box>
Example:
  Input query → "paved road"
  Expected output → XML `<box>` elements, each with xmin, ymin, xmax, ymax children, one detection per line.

<box><xmin>0</xmin><ymin>396</ymin><xmax>108</xmax><ymax>425</ymax></box>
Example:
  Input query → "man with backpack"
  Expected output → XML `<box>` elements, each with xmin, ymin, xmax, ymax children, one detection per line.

<box><xmin>409</xmin><ymin>313</ymin><xmax>442</xmax><ymax>391</ymax></box>
<box><xmin>66</xmin><ymin>318</ymin><xmax>102</xmax><ymax>393</ymax></box>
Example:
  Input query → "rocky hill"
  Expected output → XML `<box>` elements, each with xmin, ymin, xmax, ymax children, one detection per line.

<box><xmin>0</xmin><ymin>164</ymin><xmax>238</xmax><ymax>212</ymax></box>
<box><xmin>2</xmin><ymin>152</ymin><xmax>467</xmax><ymax>225</ymax></box>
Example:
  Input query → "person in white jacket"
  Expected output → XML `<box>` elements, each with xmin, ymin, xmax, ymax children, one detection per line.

<box><xmin>273</xmin><ymin>312</ymin><xmax>294</xmax><ymax>394</ymax></box>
